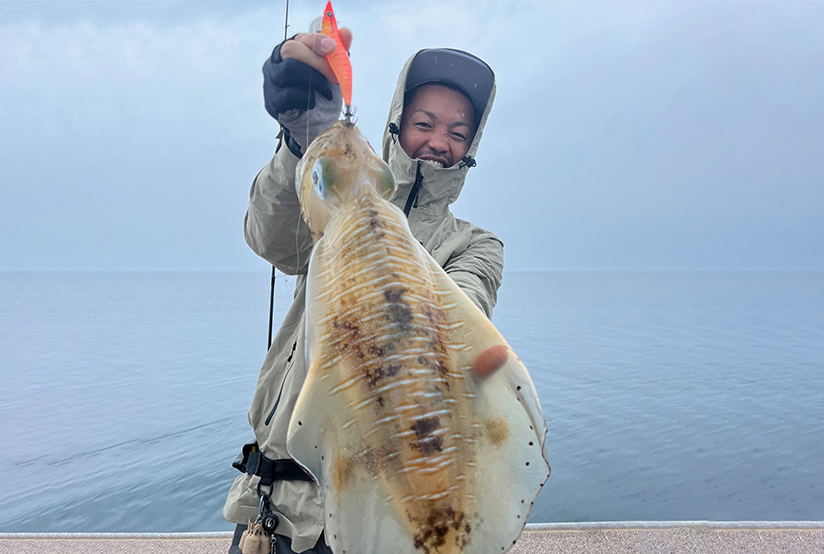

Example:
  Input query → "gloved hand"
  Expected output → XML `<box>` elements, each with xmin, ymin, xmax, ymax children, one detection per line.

<box><xmin>263</xmin><ymin>31</ymin><xmax>350</xmax><ymax>154</ymax></box>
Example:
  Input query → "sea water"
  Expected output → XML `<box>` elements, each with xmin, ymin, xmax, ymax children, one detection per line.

<box><xmin>1</xmin><ymin>271</ymin><xmax>822</xmax><ymax>532</ymax></box>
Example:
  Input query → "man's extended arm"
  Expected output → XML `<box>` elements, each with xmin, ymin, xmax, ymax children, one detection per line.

<box><xmin>443</xmin><ymin>228</ymin><xmax>507</xmax><ymax>377</ymax></box>
<box><xmin>444</xmin><ymin>227</ymin><xmax>504</xmax><ymax>319</ymax></box>
<box><xmin>244</xmin><ymin>31</ymin><xmax>352</xmax><ymax>274</ymax></box>
<box><xmin>244</xmin><ymin>146</ymin><xmax>313</xmax><ymax>275</ymax></box>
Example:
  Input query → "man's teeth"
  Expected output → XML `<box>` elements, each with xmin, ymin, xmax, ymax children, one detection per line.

<box><xmin>425</xmin><ymin>160</ymin><xmax>444</xmax><ymax>168</ymax></box>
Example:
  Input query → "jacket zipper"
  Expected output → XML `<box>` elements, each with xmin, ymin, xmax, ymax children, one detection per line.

<box><xmin>403</xmin><ymin>160</ymin><xmax>424</xmax><ymax>217</ymax></box>
<box><xmin>264</xmin><ymin>340</ymin><xmax>298</xmax><ymax>426</ymax></box>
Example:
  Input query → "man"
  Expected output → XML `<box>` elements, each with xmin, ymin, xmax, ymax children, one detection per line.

<box><xmin>224</xmin><ymin>29</ymin><xmax>505</xmax><ymax>554</ymax></box>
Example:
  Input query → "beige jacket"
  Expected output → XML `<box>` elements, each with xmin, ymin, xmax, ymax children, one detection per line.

<box><xmin>223</xmin><ymin>53</ymin><xmax>503</xmax><ymax>553</ymax></box>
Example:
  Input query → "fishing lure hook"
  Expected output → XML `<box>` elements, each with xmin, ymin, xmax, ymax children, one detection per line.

<box><xmin>344</xmin><ymin>105</ymin><xmax>356</xmax><ymax>126</ymax></box>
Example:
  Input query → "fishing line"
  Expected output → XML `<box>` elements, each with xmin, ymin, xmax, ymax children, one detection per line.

<box><xmin>268</xmin><ymin>0</ymin><xmax>294</xmax><ymax>351</ymax></box>
<box><xmin>272</xmin><ymin>0</ymin><xmax>330</xmax><ymax>350</ymax></box>
<box><xmin>284</xmin><ymin>0</ymin><xmax>290</xmax><ymax>39</ymax></box>
<box><xmin>292</xmin><ymin>0</ymin><xmax>326</xmax><ymax>281</ymax></box>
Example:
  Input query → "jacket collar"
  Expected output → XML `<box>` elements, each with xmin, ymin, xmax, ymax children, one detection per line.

<box><xmin>387</xmin><ymin>140</ymin><xmax>471</xmax><ymax>216</ymax></box>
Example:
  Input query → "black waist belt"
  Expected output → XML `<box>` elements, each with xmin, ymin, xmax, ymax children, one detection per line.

<box><xmin>233</xmin><ymin>441</ymin><xmax>313</xmax><ymax>486</ymax></box>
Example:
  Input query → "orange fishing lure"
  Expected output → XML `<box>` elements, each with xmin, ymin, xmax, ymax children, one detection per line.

<box><xmin>321</xmin><ymin>1</ymin><xmax>352</xmax><ymax>110</ymax></box>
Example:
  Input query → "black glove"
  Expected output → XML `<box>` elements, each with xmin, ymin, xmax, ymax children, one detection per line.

<box><xmin>261</xmin><ymin>38</ymin><xmax>343</xmax><ymax>157</ymax></box>
<box><xmin>263</xmin><ymin>38</ymin><xmax>334</xmax><ymax>119</ymax></box>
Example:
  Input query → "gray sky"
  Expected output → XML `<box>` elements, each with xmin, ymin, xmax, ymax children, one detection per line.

<box><xmin>1</xmin><ymin>0</ymin><xmax>822</xmax><ymax>271</ymax></box>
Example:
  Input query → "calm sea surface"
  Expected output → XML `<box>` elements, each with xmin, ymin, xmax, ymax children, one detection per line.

<box><xmin>1</xmin><ymin>271</ymin><xmax>822</xmax><ymax>532</ymax></box>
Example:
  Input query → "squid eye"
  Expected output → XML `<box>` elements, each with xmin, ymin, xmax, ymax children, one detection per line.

<box><xmin>326</xmin><ymin>11</ymin><xmax>333</xmax><ymax>17</ymax></box>
<box><xmin>380</xmin><ymin>164</ymin><xmax>395</xmax><ymax>195</ymax></box>
<box><xmin>312</xmin><ymin>159</ymin><xmax>326</xmax><ymax>198</ymax></box>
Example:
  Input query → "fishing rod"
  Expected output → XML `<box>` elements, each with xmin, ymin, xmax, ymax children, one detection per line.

<box><xmin>268</xmin><ymin>0</ymin><xmax>291</xmax><ymax>350</ymax></box>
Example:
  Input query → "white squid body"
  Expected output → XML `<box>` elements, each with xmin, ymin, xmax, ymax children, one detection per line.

<box><xmin>287</xmin><ymin>121</ymin><xmax>550</xmax><ymax>554</ymax></box>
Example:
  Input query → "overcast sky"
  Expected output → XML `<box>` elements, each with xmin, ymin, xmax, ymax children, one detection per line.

<box><xmin>1</xmin><ymin>0</ymin><xmax>822</xmax><ymax>271</ymax></box>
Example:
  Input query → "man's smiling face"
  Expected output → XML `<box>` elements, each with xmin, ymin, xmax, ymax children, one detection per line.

<box><xmin>399</xmin><ymin>84</ymin><xmax>476</xmax><ymax>168</ymax></box>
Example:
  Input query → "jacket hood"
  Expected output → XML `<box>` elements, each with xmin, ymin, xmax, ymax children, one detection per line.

<box><xmin>381</xmin><ymin>50</ymin><xmax>497</xmax><ymax>217</ymax></box>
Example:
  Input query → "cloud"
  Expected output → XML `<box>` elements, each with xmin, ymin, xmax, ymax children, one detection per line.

<box><xmin>1</xmin><ymin>0</ymin><xmax>822</xmax><ymax>270</ymax></box>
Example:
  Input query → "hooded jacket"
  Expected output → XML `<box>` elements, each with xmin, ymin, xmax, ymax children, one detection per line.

<box><xmin>223</xmin><ymin>51</ymin><xmax>503</xmax><ymax>553</ymax></box>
